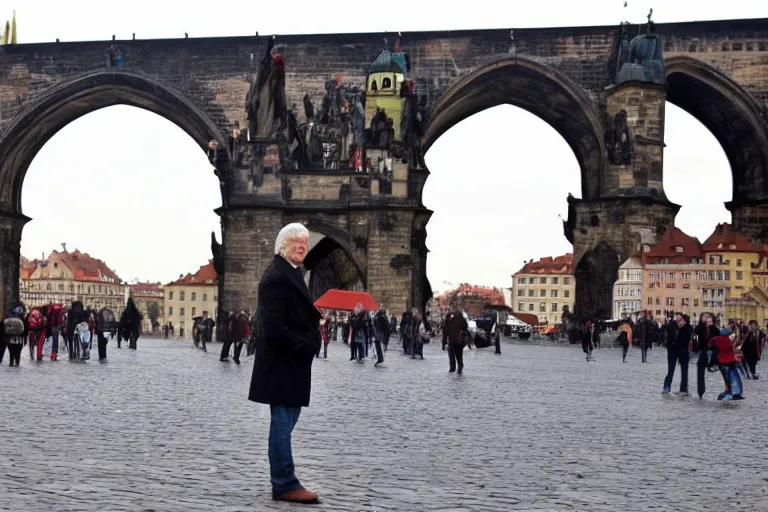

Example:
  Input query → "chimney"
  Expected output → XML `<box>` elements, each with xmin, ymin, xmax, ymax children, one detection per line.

<box><xmin>61</xmin><ymin>242</ymin><xmax>67</xmax><ymax>252</ymax></box>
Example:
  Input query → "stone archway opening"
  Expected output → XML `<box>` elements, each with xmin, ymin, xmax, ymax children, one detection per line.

<box><xmin>664</xmin><ymin>56</ymin><xmax>768</xmax><ymax>244</ymax></box>
<box><xmin>419</xmin><ymin>57</ymin><xmax>605</xmax><ymax>314</ymax></box>
<box><xmin>303</xmin><ymin>232</ymin><xmax>365</xmax><ymax>301</ymax></box>
<box><xmin>1</xmin><ymin>71</ymin><xmax>229</xmax><ymax>315</ymax></box>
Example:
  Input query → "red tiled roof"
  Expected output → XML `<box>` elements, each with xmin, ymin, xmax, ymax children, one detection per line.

<box><xmin>642</xmin><ymin>227</ymin><xmax>703</xmax><ymax>264</ymax></box>
<box><xmin>20</xmin><ymin>249</ymin><xmax>121</xmax><ymax>282</ymax></box>
<box><xmin>130</xmin><ymin>282</ymin><xmax>163</xmax><ymax>293</ymax></box>
<box><xmin>701</xmin><ymin>223</ymin><xmax>762</xmax><ymax>253</ymax></box>
<box><xmin>167</xmin><ymin>260</ymin><xmax>218</xmax><ymax>286</ymax></box>
<box><xmin>514</xmin><ymin>253</ymin><xmax>574</xmax><ymax>275</ymax></box>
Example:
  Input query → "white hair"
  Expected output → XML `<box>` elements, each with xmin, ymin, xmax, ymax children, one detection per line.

<box><xmin>275</xmin><ymin>223</ymin><xmax>309</xmax><ymax>256</ymax></box>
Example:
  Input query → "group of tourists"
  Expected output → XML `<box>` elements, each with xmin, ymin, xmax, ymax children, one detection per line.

<box><xmin>319</xmin><ymin>302</ymin><xmax>453</xmax><ymax>367</ymax></box>
<box><xmin>0</xmin><ymin>298</ymin><xmax>143</xmax><ymax>366</ymax></box>
<box><xmin>661</xmin><ymin>311</ymin><xmax>765</xmax><ymax>401</ymax></box>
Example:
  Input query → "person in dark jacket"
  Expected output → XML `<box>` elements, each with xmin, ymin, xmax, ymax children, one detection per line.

<box><xmin>248</xmin><ymin>223</ymin><xmax>322</xmax><ymax>505</ymax></box>
<box><xmin>637</xmin><ymin>311</ymin><xmax>651</xmax><ymax>363</ymax></box>
<box><xmin>443</xmin><ymin>303</ymin><xmax>468</xmax><ymax>374</ymax></box>
<box><xmin>663</xmin><ymin>313</ymin><xmax>691</xmax><ymax>395</ymax></box>
<box><xmin>373</xmin><ymin>305</ymin><xmax>389</xmax><ymax>362</ymax></box>
<box><xmin>694</xmin><ymin>312</ymin><xmax>719</xmax><ymax>398</ymax></box>
<box><xmin>349</xmin><ymin>305</ymin><xmax>370</xmax><ymax>363</ymax></box>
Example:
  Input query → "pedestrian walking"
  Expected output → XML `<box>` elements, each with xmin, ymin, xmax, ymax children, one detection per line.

<box><xmin>694</xmin><ymin>313</ymin><xmax>718</xmax><ymax>398</ymax></box>
<box><xmin>663</xmin><ymin>313</ymin><xmax>691</xmax><ymax>395</ymax></box>
<box><xmin>248</xmin><ymin>223</ymin><xmax>322</xmax><ymax>505</ymax></box>
<box><xmin>443</xmin><ymin>302</ymin><xmax>468</xmax><ymax>374</ymax></box>
<box><xmin>4</xmin><ymin>304</ymin><xmax>26</xmax><ymax>367</ymax></box>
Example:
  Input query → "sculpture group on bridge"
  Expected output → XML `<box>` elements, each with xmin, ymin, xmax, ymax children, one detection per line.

<box><xmin>242</xmin><ymin>36</ymin><xmax>429</xmax><ymax>181</ymax></box>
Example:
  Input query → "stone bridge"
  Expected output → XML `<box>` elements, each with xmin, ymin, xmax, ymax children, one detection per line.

<box><xmin>0</xmin><ymin>17</ymin><xmax>767</xmax><ymax>322</ymax></box>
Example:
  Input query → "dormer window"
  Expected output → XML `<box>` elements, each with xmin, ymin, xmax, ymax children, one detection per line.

<box><xmin>718</xmin><ymin>243</ymin><xmax>723</xmax><ymax>249</ymax></box>
<box><xmin>382</xmin><ymin>77</ymin><xmax>392</xmax><ymax>89</ymax></box>
<box><xmin>729</xmin><ymin>244</ymin><xmax>736</xmax><ymax>250</ymax></box>
<box><xmin>371</xmin><ymin>80</ymin><xmax>378</xmax><ymax>91</ymax></box>
<box><xmin>674</xmin><ymin>246</ymin><xmax>684</xmax><ymax>253</ymax></box>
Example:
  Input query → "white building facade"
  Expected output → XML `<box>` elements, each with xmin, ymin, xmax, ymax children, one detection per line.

<box><xmin>612</xmin><ymin>256</ymin><xmax>643</xmax><ymax>320</ymax></box>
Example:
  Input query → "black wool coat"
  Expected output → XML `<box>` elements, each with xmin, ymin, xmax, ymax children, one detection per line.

<box><xmin>249</xmin><ymin>255</ymin><xmax>322</xmax><ymax>408</ymax></box>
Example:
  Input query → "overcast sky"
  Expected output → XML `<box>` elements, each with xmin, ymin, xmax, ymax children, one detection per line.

<box><xmin>12</xmin><ymin>1</ymin><xmax>760</xmax><ymax>289</ymax></box>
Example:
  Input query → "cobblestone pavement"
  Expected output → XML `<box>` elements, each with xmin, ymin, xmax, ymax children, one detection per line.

<box><xmin>1</xmin><ymin>338</ymin><xmax>767</xmax><ymax>512</ymax></box>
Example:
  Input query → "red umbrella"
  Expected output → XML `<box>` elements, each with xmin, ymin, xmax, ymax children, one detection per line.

<box><xmin>314</xmin><ymin>289</ymin><xmax>378</xmax><ymax>312</ymax></box>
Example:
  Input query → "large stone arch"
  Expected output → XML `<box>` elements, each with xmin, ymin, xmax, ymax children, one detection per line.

<box><xmin>0</xmin><ymin>69</ymin><xmax>231</xmax><ymax>316</ymax></box>
<box><xmin>0</xmin><ymin>69</ymin><xmax>231</xmax><ymax>214</ymax></box>
<box><xmin>422</xmin><ymin>56</ymin><xmax>607</xmax><ymax>200</ymax></box>
<box><xmin>665</xmin><ymin>56</ymin><xmax>768</xmax><ymax>203</ymax></box>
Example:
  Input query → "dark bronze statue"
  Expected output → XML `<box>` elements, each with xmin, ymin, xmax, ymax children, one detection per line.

<box><xmin>616</xmin><ymin>13</ymin><xmax>664</xmax><ymax>85</ymax></box>
<box><xmin>400</xmin><ymin>85</ymin><xmax>428</xmax><ymax>169</ymax></box>
<box><xmin>211</xmin><ymin>231</ymin><xmax>224</xmax><ymax>276</ymax></box>
<box><xmin>246</xmin><ymin>37</ymin><xmax>287</xmax><ymax>140</ymax></box>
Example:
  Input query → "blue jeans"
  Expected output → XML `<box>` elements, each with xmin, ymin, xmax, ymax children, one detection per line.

<box><xmin>269</xmin><ymin>405</ymin><xmax>303</xmax><ymax>496</ymax></box>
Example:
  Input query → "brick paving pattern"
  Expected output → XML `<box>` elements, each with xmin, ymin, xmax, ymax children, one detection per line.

<box><xmin>1</xmin><ymin>338</ymin><xmax>767</xmax><ymax>511</ymax></box>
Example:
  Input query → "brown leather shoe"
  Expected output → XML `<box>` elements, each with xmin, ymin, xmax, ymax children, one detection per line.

<box><xmin>273</xmin><ymin>488</ymin><xmax>320</xmax><ymax>504</ymax></box>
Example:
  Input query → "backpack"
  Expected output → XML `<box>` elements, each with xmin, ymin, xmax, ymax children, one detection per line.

<box><xmin>4</xmin><ymin>316</ymin><xmax>25</xmax><ymax>336</ymax></box>
<box><xmin>27</xmin><ymin>309</ymin><xmax>44</xmax><ymax>330</ymax></box>
<box><xmin>48</xmin><ymin>304</ymin><xmax>64</xmax><ymax>326</ymax></box>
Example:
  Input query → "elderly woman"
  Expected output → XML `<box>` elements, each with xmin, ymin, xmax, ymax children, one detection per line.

<box><xmin>248</xmin><ymin>223</ymin><xmax>322</xmax><ymax>505</ymax></box>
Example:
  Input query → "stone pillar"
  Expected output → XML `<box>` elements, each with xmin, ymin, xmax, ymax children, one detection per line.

<box><xmin>217</xmin><ymin>208</ymin><xmax>284</xmax><ymax>316</ymax></box>
<box><xmin>603</xmin><ymin>82</ymin><xmax>666</xmax><ymax>198</ymax></box>
<box><xmin>727</xmin><ymin>201</ymin><xmax>768</xmax><ymax>246</ymax></box>
<box><xmin>365</xmin><ymin>210</ymin><xmax>415</xmax><ymax>319</ymax></box>
<box><xmin>0</xmin><ymin>212</ymin><xmax>28</xmax><ymax>316</ymax></box>
<box><xmin>565</xmin><ymin>196</ymin><xmax>679</xmax><ymax>322</ymax></box>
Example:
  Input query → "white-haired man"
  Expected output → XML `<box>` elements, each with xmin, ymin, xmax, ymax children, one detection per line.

<box><xmin>249</xmin><ymin>222</ymin><xmax>322</xmax><ymax>504</ymax></box>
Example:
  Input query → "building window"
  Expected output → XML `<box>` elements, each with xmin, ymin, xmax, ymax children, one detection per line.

<box><xmin>517</xmin><ymin>289</ymin><xmax>524</xmax><ymax>297</ymax></box>
<box><xmin>191</xmin><ymin>292</ymin><xmax>196</xmax><ymax>301</ymax></box>
<box><xmin>564</xmin><ymin>290</ymin><xmax>570</xmax><ymax>298</ymax></box>
<box><xmin>169</xmin><ymin>291</ymin><xmax>174</xmax><ymax>300</ymax></box>
<box><xmin>540</xmin><ymin>277</ymin><xmax>547</xmax><ymax>284</ymax></box>
<box><xmin>681</xmin><ymin>298</ymin><xmax>690</xmax><ymax>307</ymax></box>
<box><xmin>647</xmin><ymin>297</ymin><xmax>652</xmax><ymax>305</ymax></box>
<box><xmin>551</xmin><ymin>303</ymin><xmax>558</xmax><ymax>312</ymax></box>
<box><xmin>168</xmin><ymin>306</ymin><xmax>173</xmax><ymax>316</ymax></box>
<box><xmin>551</xmin><ymin>277</ymin><xmax>558</xmax><ymax>285</ymax></box>
<box><xmin>518</xmin><ymin>302</ymin><xmax>524</xmax><ymax>311</ymax></box>
<box><xmin>180</xmin><ymin>307</ymin><xmax>185</xmax><ymax>317</ymax></box>
<box><xmin>192</xmin><ymin>307</ymin><xmax>196</xmax><ymax>317</ymax></box>
<box><xmin>518</xmin><ymin>278</ymin><xmax>525</xmax><ymax>285</ymax></box>
<box><xmin>539</xmin><ymin>303</ymin><xmax>546</xmax><ymax>313</ymax></box>
<box><xmin>737</xmin><ymin>259</ymin><xmax>742</xmax><ymax>267</ymax></box>
<box><xmin>666</xmin><ymin>297</ymin><xmax>675</xmax><ymax>306</ymax></box>
<box><xmin>203</xmin><ymin>293</ymin><xmax>208</xmax><ymax>301</ymax></box>
<box><xmin>528</xmin><ymin>304</ymin><xmax>534</xmax><ymax>312</ymax></box>
<box><xmin>180</xmin><ymin>291</ymin><xmax>185</xmax><ymax>301</ymax></box>
<box><xmin>528</xmin><ymin>278</ymin><xmax>535</xmax><ymax>284</ymax></box>
<box><xmin>683</xmin><ymin>283</ymin><xmax>690</xmax><ymax>289</ymax></box>
<box><xmin>528</xmin><ymin>290</ymin><xmax>534</xmax><ymax>297</ymax></box>
<box><xmin>539</xmin><ymin>289</ymin><xmax>546</xmax><ymax>297</ymax></box>
<box><xmin>736</xmin><ymin>271</ymin><xmax>743</xmax><ymax>280</ymax></box>
<box><xmin>58</xmin><ymin>283</ymin><xmax>64</xmax><ymax>291</ymax></box>
<box><xmin>551</xmin><ymin>290</ymin><xmax>558</xmax><ymax>297</ymax></box>
<box><xmin>564</xmin><ymin>278</ymin><xmax>570</xmax><ymax>285</ymax></box>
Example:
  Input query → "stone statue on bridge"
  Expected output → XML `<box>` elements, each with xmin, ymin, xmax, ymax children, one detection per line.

<box><xmin>246</xmin><ymin>36</ymin><xmax>288</xmax><ymax>141</ymax></box>
<box><xmin>616</xmin><ymin>19</ymin><xmax>665</xmax><ymax>85</ymax></box>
